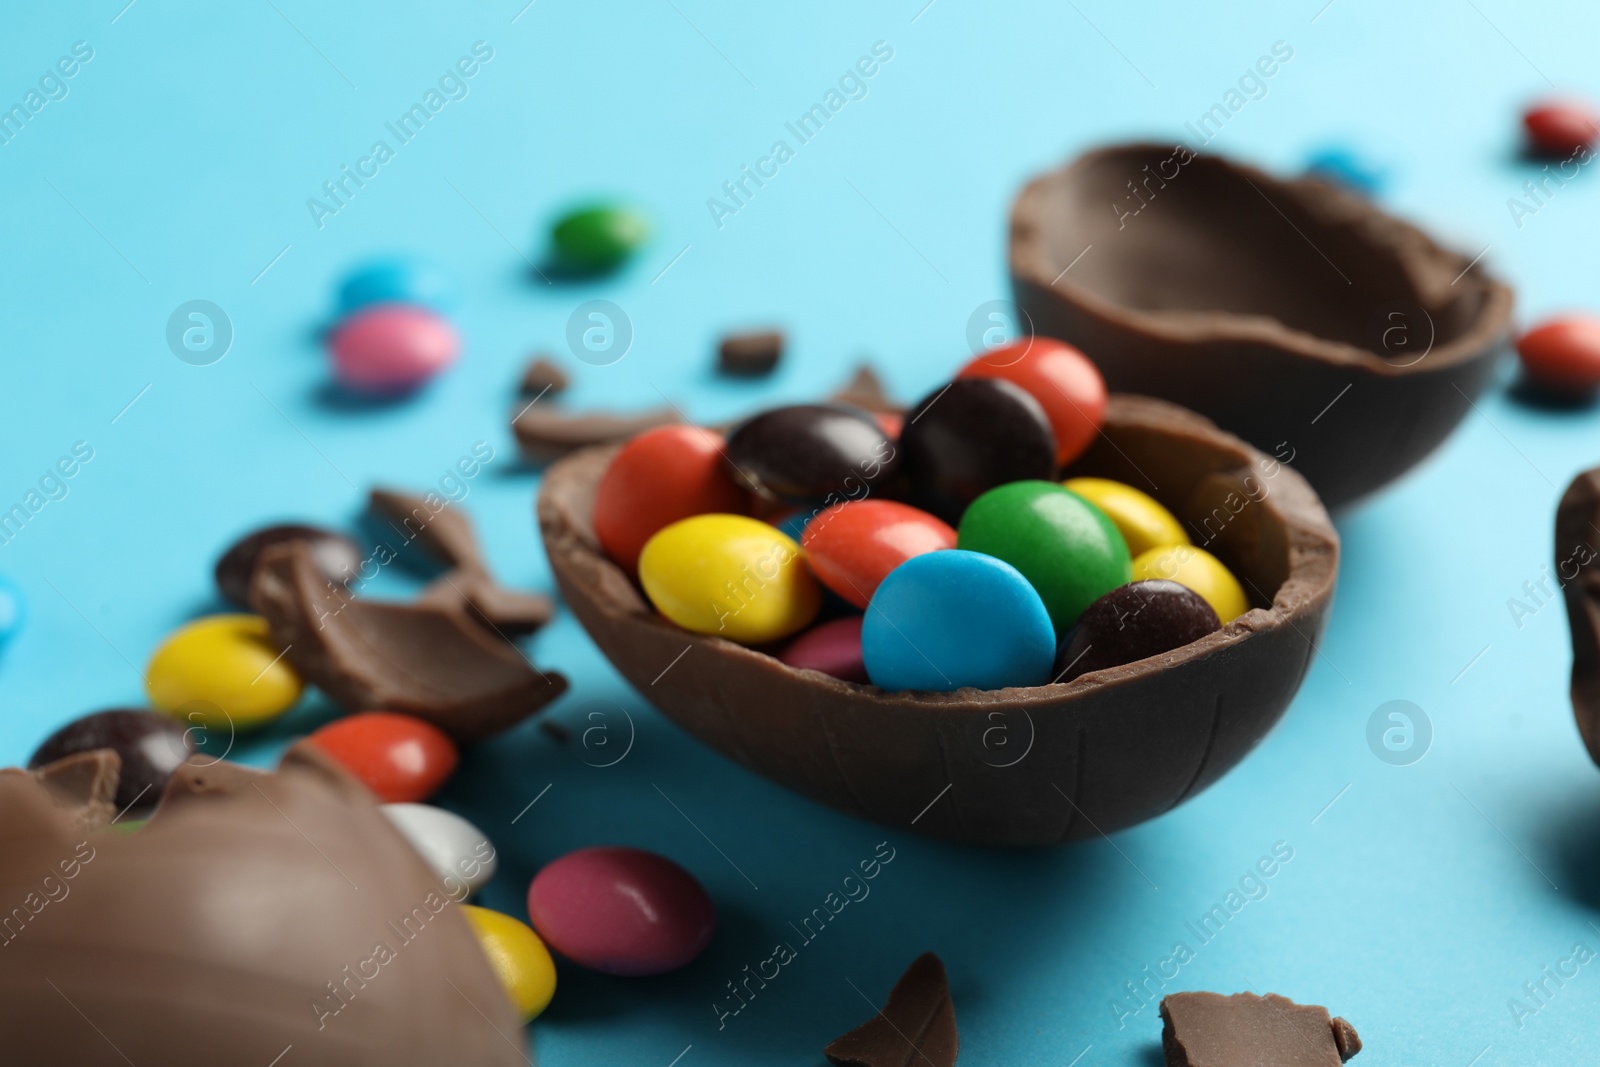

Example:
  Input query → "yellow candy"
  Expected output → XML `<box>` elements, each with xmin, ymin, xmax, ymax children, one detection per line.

<box><xmin>1064</xmin><ymin>477</ymin><xmax>1189</xmax><ymax>558</ymax></box>
<box><xmin>462</xmin><ymin>904</ymin><xmax>556</xmax><ymax>1021</ymax></box>
<box><xmin>145</xmin><ymin>614</ymin><xmax>302</xmax><ymax>731</ymax></box>
<box><xmin>1131</xmin><ymin>545</ymin><xmax>1249</xmax><ymax>624</ymax></box>
<box><xmin>638</xmin><ymin>514</ymin><xmax>821</xmax><ymax>644</ymax></box>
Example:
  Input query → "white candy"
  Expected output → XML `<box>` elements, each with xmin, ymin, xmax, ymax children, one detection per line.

<box><xmin>381</xmin><ymin>803</ymin><xmax>498</xmax><ymax>896</ymax></box>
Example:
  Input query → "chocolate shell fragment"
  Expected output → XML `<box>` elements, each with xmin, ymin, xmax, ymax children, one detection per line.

<box><xmin>370</xmin><ymin>488</ymin><xmax>484</xmax><ymax>572</ymax></box>
<box><xmin>1160</xmin><ymin>991</ymin><xmax>1360</xmax><ymax>1066</ymax></box>
<box><xmin>717</xmin><ymin>329</ymin><xmax>784</xmax><ymax>377</ymax></box>
<box><xmin>418</xmin><ymin>567</ymin><xmax>556</xmax><ymax>637</ymax></box>
<box><xmin>1556</xmin><ymin>466</ymin><xmax>1600</xmax><ymax>765</ymax></box>
<box><xmin>519</xmin><ymin>354</ymin><xmax>570</xmax><ymax>396</ymax></box>
<box><xmin>0</xmin><ymin>744</ymin><xmax>526</xmax><ymax>1066</ymax></box>
<box><xmin>825</xmin><ymin>952</ymin><xmax>958</xmax><ymax>1067</ymax></box>
<box><xmin>513</xmin><ymin>405</ymin><xmax>680</xmax><ymax>465</ymax></box>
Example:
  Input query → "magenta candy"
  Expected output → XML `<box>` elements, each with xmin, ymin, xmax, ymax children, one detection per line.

<box><xmin>526</xmin><ymin>846</ymin><xmax>714</xmax><ymax>976</ymax></box>
<box><xmin>779</xmin><ymin>616</ymin><xmax>868</xmax><ymax>683</ymax></box>
<box><xmin>330</xmin><ymin>305</ymin><xmax>459</xmax><ymax>394</ymax></box>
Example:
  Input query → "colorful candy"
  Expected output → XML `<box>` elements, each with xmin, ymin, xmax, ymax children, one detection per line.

<box><xmin>551</xmin><ymin>204</ymin><xmax>650</xmax><ymax>272</ymax></box>
<box><xmin>1516</xmin><ymin>315</ymin><xmax>1600</xmax><ymax>396</ymax></box>
<box><xmin>956</xmin><ymin>337</ymin><xmax>1105</xmax><ymax>465</ymax></box>
<box><xmin>461</xmin><ymin>905</ymin><xmax>557</xmax><ymax>1021</ymax></box>
<box><xmin>381</xmin><ymin>803</ymin><xmax>498</xmax><ymax>895</ymax></box>
<box><xmin>900</xmin><ymin>378</ymin><xmax>1057</xmax><ymax>524</ymax></box>
<box><xmin>594</xmin><ymin>425</ymin><xmax>747</xmax><ymax>572</ymax></box>
<box><xmin>145</xmin><ymin>614</ymin><xmax>302</xmax><ymax>731</ymax></box>
<box><xmin>1131</xmin><ymin>544</ymin><xmax>1249</xmax><ymax>624</ymax></box>
<box><xmin>778</xmin><ymin>616</ymin><xmax>868</xmax><ymax>683</ymax></box>
<box><xmin>956</xmin><ymin>481</ymin><xmax>1131</xmax><ymax>634</ymax></box>
<box><xmin>1062</xmin><ymin>477</ymin><xmax>1189</xmax><ymax>558</ymax></box>
<box><xmin>725</xmin><ymin>404</ymin><xmax>898</xmax><ymax>506</ymax></box>
<box><xmin>638</xmin><ymin>515</ymin><xmax>820</xmax><ymax>643</ymax></box>
<box><xmin>330</xmin><ymin>305</ymin><xmax>460</xmax><ymax>394</ymax></box>
<box><xmin>862</xmin><ymin>549</ymin><xmax>1054</xmax><ymax>692</ymax></box>
<box><xmin>801</xmin><ymin>500</ymin><xmax>955</xmax><ymax>608</ymax></box>
<box><xmin>337</xmin><ymin>255</ymin><xmax>459</xmax><ymax>314</ymax></box>
<box><xmin>1053</xmin><ymin>580</ymin><xmax>1220</xmax><ymax>682</ymax></box>
<box><xmin>214</xmin><ymin>523</ymin><xmax>362</xmax><ymax>607</ymax></box>
<box><xmin>307</xmin><ymin>712</ymin><xmax>459</xmax><ymax>803</ymax></box>
<box><xmin>29</xmin><ymin>709</ymin><xmax>194</xmax><ymax>814</ymax></box>
<box><xmin>527</xmin><ymin>846</ymin><xmax>715</xmax><ymax>976</ymax></box>
<box><xmin>1523</xmin><ymin>98</ymin><xmax>1600</xmax><ymax>157</ymax></box>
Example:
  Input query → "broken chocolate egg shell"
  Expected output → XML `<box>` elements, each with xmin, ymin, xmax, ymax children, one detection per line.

<box><xmin>1010</xmin><ymin>143</ymin><xmax>1514</xmax><ymax>509</ymax></box>
<box><xmin>538</xmin><ymin>395</ymin><xmax>1338</xmax><ymax>846</ymax></box>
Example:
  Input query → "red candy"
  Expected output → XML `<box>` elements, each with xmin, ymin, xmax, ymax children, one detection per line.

<box><xmin>594</xmin><ymin>426</ymin><xmax>748</xmax><ymax>571</ymax></box>
<box><xmin>956</xmin><ymin>337</ymin><xmax>1106</xmax><ymax>465</ymax></box>
<box><xmin>779</xmin><ymin>616</ymin><xmax>868</xmax><ymax>683</ymax></box>
<box><xmin>306</xmin><ymin>711</ymin><xmax>459</xmax><ymax>803</ymax></box>
<box><xmin>527</xmin><ymin>846</ymin><xmax>715</xmax><ymax>976</ymax></box>
<box><xmin>1523</xmin><ymin>99</ymin><xmax>1600</xmax><ymax>158</ymax></box>
<box><xmin>801</xmin><ymin>500</ymin><xmax>956</xmax><ymax>609</ymax></box>
<box><xmin>1517</xmin><ymin>315</ymin><xmax>1600</xmax><ymax>395</ymax></box>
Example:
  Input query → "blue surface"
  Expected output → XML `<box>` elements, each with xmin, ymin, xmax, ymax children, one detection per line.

<box><xmin>4</xmin><ymin>1</ymin><xmax>1600</xmax><ymax>1063</ymax></box>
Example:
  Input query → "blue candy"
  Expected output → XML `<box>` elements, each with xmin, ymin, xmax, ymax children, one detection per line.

<box><xmin>337</xmin><ymin>255</ymin><xmax>459</xmax><ymax>314</ymax></box>
<box><xmin>1304</xmin><ymin>145</ymin><xmax>1389</xmax><ymax>196</ymax></box>
<box><xmin>0</xmin><ymin>574</ymin><xmax>24</xmax><ymax>650</ymax></box>
<box><xmin>862</xmin><ymin>549</ymin><xmax>1055</xmax><ymax>692</ymax></box>
<box><xmin>775</xmin><ymin>510</ymin><xmax>812</xmax><ymax>543</ymax></box>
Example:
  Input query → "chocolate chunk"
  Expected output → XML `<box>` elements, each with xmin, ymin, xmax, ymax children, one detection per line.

<box><xmin>829</xmin><ymin>364</ymin><xmax>899</xmax><ymax>413</ymax></box>
<box><xmin>419</xmin><ymin>567</ymin><xmax>556</xmax><ymax>637</ymax></box>
<box><xmin>519</xmin><ymin>354</ymin><xmax>570</xmax><ymax>396</ymax></box>
<box><xmin>29</xmin><ymin>710</ymin><xmax>194</xmax><ymax>815</ymax></box>
<box><xmin>249</xmin><ymin>541</ymin><xmax>567</xmax><ymax>742</ymax></box>
<box><xmin>369</xmin><ymin>487</ymin><xmax>483</xmax><ymax>572</ymax></box>
<box><xmin>718</xmin><ymin>329</ymin><xmax>784</xmax><ymax>377</ymax></box>
<box><xmin>1160</xmin><ymin>992</ymin><xmax>1361</xmax><ymax>1066</ymax></box>
<box><xmin>825</xmin><ymin>953</ymin><xmax>958</xmax><ymax>1067</ymax></box>
<box><xmin>1557</xmin><ymin>467</ymin><xmax>1600</xmax><ymax>765</ymax></box>
<box><xmin>513</xmin><ymin>405</ymin><xmax>679</xmax><ymax>465</ymax></box>
<box><xmin>540</xmin><ymin>719</ymin><xmax>571</xmax><ymax>744</ymax></box>
<box><xmin>214</xmin><ymin>523</ymin><xmax>362</xmax><ymax>607</ymax></box>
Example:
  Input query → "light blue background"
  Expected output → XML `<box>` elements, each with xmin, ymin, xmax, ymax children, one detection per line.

<box><xmin>3</xmin><ymin>1</ymin><xmax>1599</xmax><ymax>1063</ymax></box>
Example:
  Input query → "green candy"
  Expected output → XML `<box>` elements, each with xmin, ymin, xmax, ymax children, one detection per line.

<box><xmin>957</xmin><ymin>480</ymin><xmax>1132</xmax><ymax>635</ymax></box>
<box><xmin>551</xmin><ymin>204</ymin><xmax>650</xmax><ymax>272</ymax></box>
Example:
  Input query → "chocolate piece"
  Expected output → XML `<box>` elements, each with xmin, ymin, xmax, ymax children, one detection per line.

<box><xmin>725</xmin><ymin>403</ymin><xmax>899</xmax><ymax>506</ymax></box>
<box><xmin>717</xmin><ymin>329</ymin><xmax>784</xmax><ymax>377</ymax></box>
<box><xmin>0</xmin><ymin>745</ymin><xmax>525</xmax><ymax>1065</ymax></box>
<box><xmin>540</xmin><ymin>719</ymin><xmax>571</xmax><ymax>744</ymax></box>
<box><xmin>369</xmin><ymin>487</ymin><xmax>483</xmax><ymax>572</ymax></box>
<box><xmin>538</xmin><ymin>395</ymin><xmax>1338</xmax><ymax>845</ymax></box>
<box><xmin>829</xmin><ymin>364</ymin><xmax>899</xmax><ymax>413</ymax></box>
<box><xmin>1054</xmin><ymin>580</ymin><xmax>1221</xmax><ymax>683</ymax></box>
<box><xmin>214</xmin><ymin>523</ymin><xmax>362</xmax><ymax>607</ymax></box>
<box><xmin>900</xmin><ymin>377</ymin><xmax>1056</xmax><ymax>525</ymax></box>
<box><xmin>1160</xmin><ymin>992</ymin><xmax>1361</xmax><ymax>1065</ymax></box>
<box><xmin>249</xmin><ymin>541</ymin><xmax>567</xmax><ymax>742</ymax></box>
<box><xmin>519</xmin><ymin>354</ymin><xmax>570</xmax><ymax>396</ymax></box>
<box><xmin>1557</xmin><ymin>467</ymin><xmax>1600</xmax><ymax>765</ymax></box>
<box><xmin>29</xmin><ymin>709</ymin><xmax>194</xmax><ymax>815</ymax></box>
<box><xmin>419</xmin><ymin>567</ymin><xmax>556</xmax><ymax>637</ymax></box>
<box><xmin>1010</xmin><ymin>142</ymin><xmax>1514</xmax><ymax>509</ymax></box>
<box><xmin>513</xmin><ymin>405</ymin><xmax>679</xmax><ymax>465</ymax></box>
<box><xmin>825</xmin><ymin>953</ymin><xmax>958</xmax><ymax>1067</ymax></box>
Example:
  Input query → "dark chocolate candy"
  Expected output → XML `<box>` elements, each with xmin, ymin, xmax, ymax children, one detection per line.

<box><xmin>1160</xmin><ymin>991</ymin><xmax>1361</xmax><ymax>1065</ymax></box>
<box><xmin>1054</xmin><ymin>580</ymin><xmax>1220</xmax><ymax>683</ymax></box>
<box><xmin>0</xmin><ymin>745</ymin><xmax>525</xmax><ymax>1065</ymax></box>
<box><xmin>899</xmin><ymin>377</ymin><xmax>1056</xmax><ymax>525</ymax></box>
<box><xmin>828</xmin><ymin>364</ymin><xmax>899</xmax><ymax>413</ymax></box>
<box><xmin>1010</xmin><ymin>142</ymin><xmax>1514</xmax><ymax>509</ymax></box>
<box><xmin>214</xmin><ymin>523</ymin><xmax>361</xmax><ymax>607</ymax></box>
<box><xmin>369</xmin><ymin>487</ymin><xmax>483</xmax><ymax>572</ymax></box>
<box><xmin>725</xmin><ymin>403</ymin><xmax>899</xmax><ymax>506</ymax></box>
<box><xmin>717</xmin><ymin>329</ymin><xmax>784</xmax><ymax>377</ymax></box>
<box><xmin>28</xmin><ymin>709</ymin><xmax>194</xmax><ymax>815</ymax></box>
<box><xmin>538</xmin><ymin>395</ymin><xmax>1338</xmax><ymax>845</ymax></box>
<box><xmin>825</xmin><ymin>953</ymin><xmax>958</xmax><ymax>1067</ymax></box>
<box><xmin>513</xmin><ymin>405</ymin><xmax>679</xmax><ymax>465</ymax></box>
<box><xmin>519</xmin><ymin>354</ymin><xmax>570</xmax><ymax>396</ymax></box>
<box><xmin>1556</xmin><ymin>467</ymin><xmax>1600</xmax><ymax>766</ymax></box>
<box><xmin>249</xmin><ymin>541</ymin><xmax>567</xmax><ymax>742</ymax></box>
<box><xmin>418</xmin><ymin>567</ymin><xmax>556</xmax><ymax>637</ymax></box>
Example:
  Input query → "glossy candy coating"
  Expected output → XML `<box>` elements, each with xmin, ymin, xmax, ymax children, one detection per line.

<box><xmin>778</xmin><ymin>615</ymin><xmax>868</xmax><ymax>683</ymax></box>
<box><xmin>381</xmin><ymin>803</ymin><xmax>498</xmax><ymax>895</ymax></box>
<box><xmin>1517</xmin><ymin>315</ymin><xmax>1600</xmax><ymax>396</ymax></box>
<box><xmin>899</xmin><ymin>378</ymin><xmax>1057</xmax><ymax>525</ymax></box>
<box><xmin>1053</xmin><ymin>579</ymin><xmax>1221</xmax><ymax>682</ymax></box>
<box><xmin>638</xmin><ymin>514</ymin><xmax>821</xmax><ymax>643</ymax></box>
<box><xmin>461</xmin><ymin>905</ymin><xmax>557</xmax><ymax>1021</ymax></box>
<box><xmin>1062</xmin><ymin>477</ymin><xmax>1189</xmax><ymax>558</ymax></box>
<box><xmin>725</xmin><ymin>403</ymin><xmax>898</xmax><ymax>506</ymax></box>
<box><xmin>337</xmin><ymin>255</ymin><xmax>459</xmax><ymax>314</ymax></box>
<box><xmin>956</xmin><ymin>337</ymin><xmax>1106</xmax><ymax>465</ymax></box>
<box><xmin>330</xmin><ymin>305</ymin><xmax>460</xmax><ymax>394</ymax></box>
<box><xmin>307</xmin><ymin>711</ymin><xmax>459</xmax><ymax>803</ymax></box>
<box><xmin>1132</xmin><ymin>544</ymin><xmax>1249</xmax><ymax>624</ymax></box>
<box><xmin>0</xmin><ymin>573</ymin><xmax>23</xmax><ymax>650</ymax></box>
<box><xmin>526</xmin><ymin>846</ymin><xmax>715</xmax><ymax>976</ymax></box>
<box><xmin>594</xmin><ymin>426</ymin><xmax>747</xmax><ymax>571</ymax></box>
<box><xmin>145</xmin><ymin>614</ymin><xmax>302</xmax><ymax>731</ymax></box>
<box><xmin>1523</xmin><ymin>98</ymin><xmax>1600</xmax><ymax>157</ymax></box>
<box><xmin>29</xmin><ymin>709</ymin><xmax>195</xmax><ymax>814</ymax></box>
<box><xmin>214</xmin><ymin>523</ymin><xmax>362</xmax><ymax>607</ymax></box>
<box><xmin>801</xmin><ymin>500</ymin><xmax>955</xmax><ymax>608</ymax></box>
<box><xmin>957</xmin><ymin>481</ymin><xmax>1132</xmax><ymax>634</ymax></box>
<box><xmin>862</xmin><ymin>550</ymin><xmax>1055</xmax><ymax>692</ymax></box>
<box><xmin>551</xmin><ymin>204</ymin><xmax>650</xmax><ymax>272</ymax></box>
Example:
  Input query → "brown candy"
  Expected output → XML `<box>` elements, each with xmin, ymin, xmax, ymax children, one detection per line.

<box><xmin>825</xmin><ymin>953</ymin><xmax>958</xmax><ymax>1067</ymax></box>
<box><xmin>1160</xmin><ymin>991</ymin><xmax>1361</xmax><ymax>1065</ymax></box>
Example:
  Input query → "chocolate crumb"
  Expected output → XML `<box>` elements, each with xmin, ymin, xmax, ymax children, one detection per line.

<box><xmin>512</xmin><ymin>406</ymin><xmax>679</xmax><ymax>466</ymax></box>
<box><xmin>369</xmin><ymin>488</ymin><xmax>483</xmax><ymax>572</ymax></box>
<box><xmin>1159</xmin><ymin>991</ymin><xmax>1360</xmax><ymax>1066</ymax></box>
<box><xmin>540</xmin><ymin>720</ymin><xmax>571</xmax><ymax>744</ymax></box>
<box><xmin>718</xmin><ymin>330</ymin><xmax>784</xmax><ymax>377</ymax></box>
<box><xmin>824</xmin><ymin>952</ymin><xmax>958</xmax><ymax>1067</ymax></box>
<box><xmin>519</xmin><ymin>355</ymin><xmax>570</xmax><ymax>397</ymax></box>
<box><xmin>828</xmin><ymin>364</ymin><xmax>898</xmax><ymax>413</ymax></box>
<box><xmin>1331</xmin><ymin>1016</ymin><xmax>1362</xmax><ymax>1062</ymax></box>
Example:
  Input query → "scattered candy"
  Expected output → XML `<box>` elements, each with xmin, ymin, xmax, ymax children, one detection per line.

<box><xmin>518</xmin><ymin>354</ymin><xmax>569</xmax><ymax>397</ymax></box>
<box><xmin>214</xmin><ymin>523</ymin><xmax>362</xmax><ymax>608</ymax></box>
<box><xmin>145</xmin><ymin>614</ymin><xmax>302</xmax><ymax>731</ymax></box>
<box><xmin>725</xmin><ymin>403</ymin><xmax>898</xmax><ymax>506</ymax></box>
<box><xmin>337</xmin><ymin>254</ymin><xmax>459</xmax><ymax>314</ymax></box>
<box><xmin>1516</xmin><ymin>315</ymin><xmax>1600</xmax><ymax>396</ymax></box>
<box><xmin>863</xmin><ymin>550</ymin><xmax>1054</xmax><ymax>692</ymax></box>
<box><xmin>1062</xmin><ymin>477</ymin><xmax>1189</xmax><ymax>558</ymax></box>
<box><xmin>330</xmin><ymin>305</ymin><xmax>460</xmax><ymax>394</ymax></box>
<box><xmin>29</xmin><ymin>709</ymin><xmax>194</xmax><ymax>814</ymax></box>
<box><xmin>551</xmin><ymin>204</ymin><xmax>650</xmax><ymax>272</ymax></box>
<box><xmin>779</xmin><ymin>615</ymin><xmax>868</xmax><ymax>683</ymax></box>
<box><xmin>595</xmin><ymin>425</ymin><xmax>748</xmax><ymax>572</ymax></box>
<box><xmin>461</xmin><ymin>905</ymin><xmax>558</xmax><ymax>1021</ymax></box>
<box><xmin>381</xmin><ymin>803</ymin><xmax>498</xmax><ymax>894</ymax></box>
<box><xmin>900</xmin><ymin>378</ymin><xmax>1056</xmax><ymax>525</ymax></box>
<box><xmin>1523</xmin><ymin>98</ymin><xmax>1600</xmax><ymax>158</ymax></box>
<box><xmin>1131</xmin><ymin>544</ymin><xmax>1249</xmax><ymax>624</ymax></box>
<box><xmin>527</xmin><ymin>846</ymin><xmax>715</xmax><ymax>976</ymax></box>
<box><xmin>718</xmin><ymin>329</ymin><xmax>785</xmax><ymax>377</ymax></box>
<box><xmin>638</xmin><ymin>515</ymin><xmax>820</xmax><ymax>643</ymax></box>
<box><xmin>307</xmin><ymin>712</ymin><xmax>459</xmax><ymax>803</ymax></box>
<box><xmin>956</xmin><ymin>481</ymin><xmax>1131</xmax><ymax>634</ymax></box>
<box><xmin>956</xmin><ymin>337</ymin><xmax>1105</xmax><ymax>465</ymax></box>
<box><xmin>1053</xmin><ymin>580</ymin><xmax>1220</xmax><ymax>683</ymax></box>
<box><xmin>0</xmin><ymin>573</ymin><xmax>23</xmax><ymax>650</ymax></box>
<box><xmin>801</xmin><ymin>500</ymin><xmax>956</xmax><ymax>609</ymax></box>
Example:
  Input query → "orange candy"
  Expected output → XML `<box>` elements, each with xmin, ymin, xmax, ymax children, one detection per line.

<box><xmin>307</xmin><ymin>711</ymin><xmax>459</xmax><ymax>803</ymax></box>
<box><xmin>801</xmin><ymin>500</ymin><xmax>956</xmax><ymax>609</ymax></box>
<box><xmin>1517</xmin><ymin>315</ymin><xmax>1600</xmax><ymax>396</ymax></box>
<box><xmin>594</xmin><ymin>426</ymin><xmax>749</xmax><ymax>571</ymax></box>
<box><xmin>956</xmin><ymin>337</ymin><xmax>1106</xmax><ymax>466</ymax></box>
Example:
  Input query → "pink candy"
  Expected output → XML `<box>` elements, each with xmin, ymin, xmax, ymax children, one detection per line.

<box><xmin>779</xmin><ymin>616</ymin><xmax>868</xmax><ymax>683</ymax></box>
<box><xmin>330</xmin><ymin>305</ymin><xmax>459</xmax><ymax>394</ymax></box>
<box><xmin>526</xmin><ymin>846</ymin><xmax>714</xmax><ymax>976</ymax></box>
